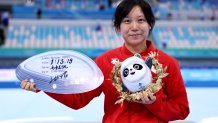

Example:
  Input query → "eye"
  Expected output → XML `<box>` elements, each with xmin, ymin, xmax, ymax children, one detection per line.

<box><xmin>123</xmin><ymin>68</ymin><xmax>129</xmax><ymax>77</ymax></box>
<box><xmin>133</xmin><ymin>64</ymin><xmax>143</xmax><ymax>70</ymax></box>
<box><xmin>122</xmin><ymin>18</ymin><xmax>131</xmax><ymax>24</ymax></box>
<box><xmin>138</xmin><ymin>18</ymin><xmax>146</xmax><ymax>23</ymax></box>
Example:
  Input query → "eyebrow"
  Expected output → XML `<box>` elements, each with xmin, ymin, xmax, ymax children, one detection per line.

<box><xmin>137</xmin><ymin>15</ymin><xmax>145</xmax><ymax>18</ymax></box>
<box><xmin>124</xmin><ymin>15</ymin><xmax>145</xmax><ymax>19</ymax></box>
<box><xmin>128</xmin><ymin>13</ymin><xmax>145</xmax><ymax>17</ymax></box>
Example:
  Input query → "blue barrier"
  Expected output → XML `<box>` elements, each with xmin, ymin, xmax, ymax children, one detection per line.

<box><xmin>181</xmin><ymin>68</ymin><xmax>218</xmax><ymax>87</ymax></box>
<box><xmin>12</xmin><ymin>5</ymin><xmax>115</xmax><ymax>19</ymax></box>
<box><xmin>1</xmin><ymin>68</ymin><xmax>218</xmax><ymax>88</ymax></box>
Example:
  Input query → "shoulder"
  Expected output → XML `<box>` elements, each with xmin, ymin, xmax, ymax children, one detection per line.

<box><xmin>156</xmin><ymin>49</ymin><xmax>180</xmax><ymax>68</ymax></box>
<box><xmin>95</xmin><ymin>47</ymin><xmax>121</xmax><ymax>64</ymax></box>
<box><xmin>94</xmin><ymin>47</ymin><xmax>122</xmax><ymax>75</ymax></box>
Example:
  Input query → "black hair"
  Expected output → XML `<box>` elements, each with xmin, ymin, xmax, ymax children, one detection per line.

<box><xmin>113</xmin><ymin>0</ymin><xmax>155</xmax><ymax>32</ymax></box>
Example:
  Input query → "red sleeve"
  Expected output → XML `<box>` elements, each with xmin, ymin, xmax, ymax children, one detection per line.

<box><xmin>144</xmin><ymin>58</ymin><xmax>190</xmax><ymax>121</ymax></box>
<box><xmin>45</xmin><ymin>86</ymin><xmax>102</xmax><ymax>110</ymax></box>
<box><xmin>43</xmin><ymin>57</ymin><xmax>103</xmax><ymax>110</ymax></box>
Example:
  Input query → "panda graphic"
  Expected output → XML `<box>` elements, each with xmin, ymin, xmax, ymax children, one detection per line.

<box><xmin>120</xmin><ymin>54</ymin><xmax>152</xmax><ymax>92</ymax></box>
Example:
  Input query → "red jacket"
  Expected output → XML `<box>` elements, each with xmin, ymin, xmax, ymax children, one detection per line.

<box><xmin>45</xmin><ymin>41</ymin><xmax>190</xmax><ymax>123</ymax></box>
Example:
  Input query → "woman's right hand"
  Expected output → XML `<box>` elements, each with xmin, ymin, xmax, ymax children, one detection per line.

<box><xmin>20</xmin><ymin>80</ymin><xmax>37</xmax><ymax>92</ymax></box>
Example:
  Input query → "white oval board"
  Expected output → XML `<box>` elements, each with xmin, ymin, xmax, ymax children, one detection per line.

<box><xmin>16</xmin><ymin>50</ymin><xmax>104</xmax><ymax>94</ymax></box>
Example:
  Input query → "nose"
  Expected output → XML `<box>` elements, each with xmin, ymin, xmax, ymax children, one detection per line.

<box><xmin>132</xmin><ymin>21</ymin><xmax>138</xmax><ymax>28</ymax></box>
<box><xmin>131</xmin><ymin>21</ymin><xmax>139</xmax><ymax>31</ymax></box>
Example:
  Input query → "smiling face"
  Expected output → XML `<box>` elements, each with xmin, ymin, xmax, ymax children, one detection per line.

<box><xmin>118</xmin><ymin>6</ymin><xmax>151</xmax><ymax>47</ymax></box>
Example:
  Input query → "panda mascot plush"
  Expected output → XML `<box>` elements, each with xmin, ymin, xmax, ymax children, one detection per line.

<box><xmin>120</xmin><ymin>54</ymin><xmax>152</xmax><ymax>92</ymax></box>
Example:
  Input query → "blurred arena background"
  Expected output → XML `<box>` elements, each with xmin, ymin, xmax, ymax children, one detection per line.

<box><xmin>0</xmin><ymin>0</ymin><xmax>218</xmax><ymax>123</ymax></box>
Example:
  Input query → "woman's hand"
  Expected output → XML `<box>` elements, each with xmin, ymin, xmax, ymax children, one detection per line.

<box><xmin>20</xmin><ymin>80</ymin><xmax>37</xmax><ymax>92</ymax></box>
<box><xmin>134</xmin><ymin>91</ymin><xmax>156</xmax><ymax>104</ymax></box>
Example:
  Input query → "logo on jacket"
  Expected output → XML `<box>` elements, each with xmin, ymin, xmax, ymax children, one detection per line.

<box><xmin>111</xmin><ymin>58</ymin><xmax>119</xmax><ymax>65</ymax></box>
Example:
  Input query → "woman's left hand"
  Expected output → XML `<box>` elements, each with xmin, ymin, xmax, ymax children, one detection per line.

<box><xmin>134</xmin><ymin>91</ymin><xmax>156</xmax><ymax>104</ymax></box>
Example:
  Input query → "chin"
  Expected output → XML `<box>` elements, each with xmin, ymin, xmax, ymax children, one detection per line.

<box><xmin>129</xmin><ymin>40</ymin><xmax>145</xmax><ymax>45</ymax></box>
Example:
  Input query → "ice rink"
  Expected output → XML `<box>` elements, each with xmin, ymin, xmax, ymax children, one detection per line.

<box><xmin>0</xmin><ymin>68</ymin><xmax>218</xmax><ymax>123</ymax></box>
<box><xmin>0</xmin><ymin>87</ymin><xmax>218</xmax><ymax>123</ymax></box>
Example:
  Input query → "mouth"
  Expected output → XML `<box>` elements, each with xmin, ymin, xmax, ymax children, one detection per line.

<box><xmin>129</xmin><ymin>34</ymin><xmax>142</xmax><ymax>39</ymax></box>
<box><xmin>129</xmin><ymin>34</ymin><xmax>140</xmax><ymax>36</ymax></box>
<box><xmin>130</xmin><ymin>72</ymin><xmax>135</xmax><ymax>75</ymax></box>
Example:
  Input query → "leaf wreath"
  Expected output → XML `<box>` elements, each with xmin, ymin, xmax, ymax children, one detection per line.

<box><xmin>111</xmin><ymin>51</ymin><xmax>169</xmax><ymax>104</ymax></box>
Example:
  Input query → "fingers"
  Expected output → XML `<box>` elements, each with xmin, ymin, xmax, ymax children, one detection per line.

<box><xmin>20</xmin><ymin>80</ymin><xmax>27</xmax><ymax>89</ymax></box>
<box><xmin>20</xmin><ymin>80</ymin><xmax>37</xmax><ymax>92</ymax></box>
<box><xmin>29</xmin><ymin>82</ymin><xmax>37</xmax><ymax>92</ymax></box>
<box><xmin>147</xmin><ymin>92</ymin><xmax>156</xmax><ymax>101</ymax></box>
<box><xmin>138</xmin><ymin>91</ymin><xmax>156</xmax><ymax>104</ymax></box>
<box><xmin>140</xmin><ymin>91</ymin><xmax>150</xmax><ymax>102</ymax></box>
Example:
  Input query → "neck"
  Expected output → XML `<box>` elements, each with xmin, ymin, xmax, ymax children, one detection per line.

<box><xmin>125</xmin><ymin>41</ymin><xmax>147</xmax><ymax>54</ymax></box>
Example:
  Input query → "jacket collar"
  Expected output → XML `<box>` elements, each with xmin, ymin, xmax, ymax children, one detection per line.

<box><xmin>121</xmin><ymin>40</ymin><xmax>155</xmax><ymax>57</ymax></box>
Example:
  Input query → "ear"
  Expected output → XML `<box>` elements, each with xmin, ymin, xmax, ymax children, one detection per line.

<box><xmin>145</xmin><ymin>57</ymin><xmax>152</xmax><ymax>69</ymax></box>
<box><xmin>134</xmin><ymin>53</ymin><xmax>142</xmax><ymax>59</ymax></box>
